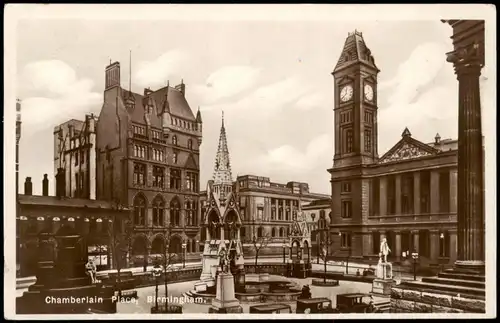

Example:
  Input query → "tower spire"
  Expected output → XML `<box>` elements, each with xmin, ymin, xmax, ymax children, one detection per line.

<box><xmin>212</xmin><ymin>111</ymin><xmax>232</xmax><ymax>185</ymax></box>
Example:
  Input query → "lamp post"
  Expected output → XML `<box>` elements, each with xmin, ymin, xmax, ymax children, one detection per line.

<box><xmin>152</xmin><ymin>264</ymin><xmax>163</xmax><ymax>312</ymax></box>
<box><xmin>411</xmin><ymin>250</ymin><xmax>419</xmax><ymax>281</ymax></box>
<box><xmin>196</xmin><ymin>240</ymin><xmax>200</xmax><ymax>254</ymax></box>
<box><xmin>282</xmin><ymin>242</ymin><xmax>286</xmax><ymax>264</ymax></box>
<box><xmin>181</xmin><ymin>241</ymin><xmax>187</xmax><ymax>268</ymax></box>
<box><xmin>439</xmin><ymin>232</ymin><xmax>445</xmax><ymax>272</ymax></box>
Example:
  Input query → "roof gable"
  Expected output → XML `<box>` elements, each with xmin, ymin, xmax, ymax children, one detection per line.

<box><xmin>379</xmin><ymin>128</ymin><xmax>439</xmax><ymax>164</ymax></box>
<box><xmin>184</xmin><ymin>153</ymin><xmax>198</xmax><ymax>170</ymax></box>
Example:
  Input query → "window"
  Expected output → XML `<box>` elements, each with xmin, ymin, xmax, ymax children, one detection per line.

<box><xmin>187</xmin><ymin>139</ymin><xmax>193</xmax><ymax>150</ymax></box>
<box><xmin>152</xmin><ymin>166</ymin><xmax>165</xmax><ymax>188</ymax></box>
<box><xmin>185</xmin><ymin>201</ymin><xmax>194</xmax><ymax>226</ymax></box>
<box><xmin>152</xmin><ymin>148</ymin><xmax>164</xmax><ymax>162</ymax></box>
<box><xmin>173</xmin><ymin>152</ymin><xmax>178</xmax><ymax>164</ymax></box>
<box><xmin>340</xmin><ymin>232</ymin><xmax>351</xmax><ymax>248</ymax></box>
<box><xmin>341</xmin><ymin>200</ymin><xmax>352</xmax><ymax>218</ymax></box>
<box><xmin>186</xmin><ymin>172</ymin><xmax>198</xmax><ymax>192</ymax></box>
<box><xmin>278</xmin><ymin>205</ymin><xmax>283</xmax><ymax>221</ymax></box>
<box><xmin>271</xmin><ymin>205</ymin><xmax>276</xmax><ymax>221</ymax></box>
<box><xmin>75</xmin><ymin>173</ymin><xmax>79</xmax><ymax>195</ymax></box>
<box><xmin>134</xmin><ymin>145</ymin><xmax>146</xmax><ymax>158</ymax></box>
<box><xmin>152</xmin><ymin>196</ymin><xmax>165</xmax><ymax>226</ymax></box>
<box><xmin>170</xmin><ymin>168</ymin><xmax>181</xmax><ymax>190</ymax></box>
<box><xmin>364</xmin><ymin>129</ymin><xmax>372</xmax><ymax>153</ymax></box>
<box><xmin>172</xmin><ymin>135</ymin><xmax>178</xmax><ymax>146</ymax></box>
<box><xmin>81</xmin><ymin>150</ymin><xmax>85</xmax><ymax>164</ymax></box>
<box><xmin>279</xmin><ymin>228</ymin><xmax>285</xmax><ymax>237</ymax></box>
<box><xmin>439</xmin><ymin>172</ymin><xmax>451</xmax><ymax>213</ymax></box>
<box><xmin>343</xmin><ymin>128</ymin><xmax>353</xmax><ymax>153</ymax></box>
<box><xmin>257</xmin><ymin>207</ymin><xmax>264</xmax><ymax>221</ymax></box>
<box><xmin>341</xmin><ymin>182</ymin><xmax>351</xmax><ymax>193</ymax></box>
<box><xmin>133</xmin><ymin>163</ymin><xmax>146</xmax><ymax>185</ymax></box>
<box><xmin>372</xmin><ymin>231</ymin><xmax>380</xmax><ymax>255</ymax></box>
<box><xmin>133</xmin><ymin>125</ymin><xmax>146</xmax><ymax>136</ymax></box>
<box><xmin>257</xmin><ymin>227</ymin><xmax>264</xmax><ymax>237</ymax></box>
<box><xmin>271</xmin><ymin>228</ymin><xmax>276</xmax><ymax>237</ymax></box>
<box><xmin>133</xmin><ymin>195</ymin><xmax>146</xmax><ymax>226</ymax></box>
<box><xmin>387</xmin><ymin>176</ymin><xmax>396</xmax><ymax>215</ymax></box>
<box><xmin>75</xmin><ymin>152</ymin><xmax>79</xmax><ymax>166</ymax></box>
<box><xmin>170</xmin><ymin>198</ymin><xmax>180</xmax><ymax>226</ymax></box>
<box><xmin>364</xmin><ymin>111</ymin><xmax>373</xmax><ymax>124</ymax></box>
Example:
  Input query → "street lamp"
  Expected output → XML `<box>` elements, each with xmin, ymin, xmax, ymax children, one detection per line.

<box><xmin>282</xmin><ymin>242</ymin><xmax>286</xmax><ymax>264</ymax></box>
<box><xmin>152</xmin><ymin>263</ymin><xmax>163</xmax><ymax>312</ymax></box>
<box><xmin>196</xmin><ymin>240</ymin><xmax>200</xmax><ymax>253</ymax></box>
<box><xmin>181</xmin><ymin>241</ymin><xmax>187</xmax><ymax>268</ymax></box>
<box><xmin>411</xmin><ymin>250</ymin><xmax>419</xmax><ymax>281</ymax></box>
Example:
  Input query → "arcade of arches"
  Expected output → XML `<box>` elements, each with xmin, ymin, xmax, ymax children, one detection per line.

<box><xmin>132</xmin><ymin>194</ymin><xmax>199</xmax><ymax>228</ymax></box>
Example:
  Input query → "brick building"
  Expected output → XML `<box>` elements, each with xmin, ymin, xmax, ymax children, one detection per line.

<box><xmin>53</xmin><ymin>115</ymin><xmax>98</xmax><ymax>199</ymax></box>
<box><xmin>328</xmin><ymin>31</ymin><xmax>459</xmax><ymax>268</ymax></box>
<box><xmin>301</xmin><ymin>198</ymin><xmax>332</xmax><ymax>260</ymax></box>
<box><xmin>95</xmin><ymin>61</ymin><xmax>203</xmax><ymax>265</ymax></box>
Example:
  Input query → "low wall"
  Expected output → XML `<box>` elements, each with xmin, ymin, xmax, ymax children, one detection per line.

<box><xmin>390</xmin><ymin>287</ymin><xmax>486</xmax><ymax>313</ymax></box>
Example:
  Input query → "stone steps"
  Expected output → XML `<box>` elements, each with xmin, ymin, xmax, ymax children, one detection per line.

<box><xmin>438</xmin><ymin>271</ymin><xmax>485</xmax><ymax>282</ymax></box>
<box><xmin>422</xmin><ymin>277</ymin><xmax>485</xmax><ymax>289</ymax></box>
<box><xmin>398</xmin><ymin>280</ymin><xmax>485</xmax><ymax>298</ymax></box>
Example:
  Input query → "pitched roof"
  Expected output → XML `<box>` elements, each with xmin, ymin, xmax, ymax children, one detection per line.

<box><xmin>121</xmin><ymin>85</ymin><xmax>196</xmax><ymax>126</ymax></box>
<box><xmin>18</xmin><ymin>194</ymin><xmax>130</xmax><ymax>210</ymax></box>
<box><xmin>334</xmin><ymin>30</ymin><xmax>379</xmax><ymax>73</ymax></box>
<box><xmin>378</xmin><ymin>128</ymin><xmax>441</xmax><ymax>164</ymax></box>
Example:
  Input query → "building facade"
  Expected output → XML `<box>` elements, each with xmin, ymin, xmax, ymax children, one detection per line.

<box><xmin>53</xmin><ymin>115</ymin><xmax>98</xmax><ymax>199</ymax></box>
<box><xmin>95</xmin><ymin>62</ymin><xmax>203</xmax><ymax>265</ymax></box>
<box><xmin>328</xmin><ymin>31</ymin><xmax>458</xmax><ymax>268</ymax></box>
<box><xmin>16</xmin><ymin>175</ymin><xmax>129</xmax><ymax>277</ymax></box>
<box><xmin>301</xmin><ymin>198</ymin><xmax>332</xmax><ymax>260</ymax></box>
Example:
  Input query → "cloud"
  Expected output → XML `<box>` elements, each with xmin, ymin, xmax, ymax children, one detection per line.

<box><xmin>377</xmin><ymin>42</ymin><xmax>458</xmax><ymax>152</ymax></box>
<box><xmin>192</xmin><ymin>65</ymin><xmax>261</xmax><ymax>104</ymax></box>
<box><xmin>19</xmin><ymin>60</ymin><xmax>101</xmax><ymax>130</ymax></box>
<box><xmin>135</xmin><ymin>49</ymin><xmax>191</xmax><ymax>87</ymax></box>
<box><xmin>295</xmin><ymin>91</ymin><xmax>326</xmax><ymax>111</ymax></box>
<box><xmin>254</xmin><ymin>133</ymin><xmax>331</xmax><ymax>173</ymax></box>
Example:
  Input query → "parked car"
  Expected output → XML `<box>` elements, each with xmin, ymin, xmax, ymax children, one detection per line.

<box><xmin>336</xmin><ymin>293</ymin><xmax>377</xmax><ymax>313</ymax></box>
<box><xmin>296</xmin><ymin>297</ymin><xmax>337</xmax><ymax>314</ymax></box>
<box><xmin>250</xmin><ymin>303</ymin><xmax>293</xmax><ymax>314</ymax></box>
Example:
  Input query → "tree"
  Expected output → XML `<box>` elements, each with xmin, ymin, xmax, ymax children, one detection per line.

<box><xmin>160</xmin><ymin>223</ymin><xmax>178</xmax><ymax>308</ymax></box>
<box><xmin>108</xmin><ymin>203</ymin><xmax>132</xmax><ymax>297</ymax></box>
<box><xmin>318</xmin><ymin>232</ymin><xmax>334</xmax><ymax>283</ymax></box>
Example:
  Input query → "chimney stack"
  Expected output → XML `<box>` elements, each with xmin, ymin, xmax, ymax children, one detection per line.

<box><xmin>56</xmin><ymin>168</ymin><xmax>66</xmax><ymax>198</ymax></box>
<box><xmin>105</xmin><ymin>61</ymin><xmax>121</xmax><ymax>90</ymax></box>
<box><xmin>175</xmin><ymin>79</ymin><xmax>185</xmax><ymax>96</ymax></box>
<box><xmin>434</xmin><ymin>133</ymin><xmax>441</xmax><ymax>145</ymax></box>
<box><xmin>42</xmin><ymin>174</ymin><xmax>49</xmax><ymax>196</ymax></box>
<box><xmin>24</xmin><ymin>177</ymin><xmax>33</xmax><ymax>196</ymax></box>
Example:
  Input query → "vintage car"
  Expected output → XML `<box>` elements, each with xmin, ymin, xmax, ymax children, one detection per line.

<box><xmin>250</xmin><ymin>303</ymin><xmax>293</xmax><ymax>314</ymax></box>
<box><xmin>336</xmin><ymin>293</ymin><xmax>376</xmax><ymax>313</ymax></box>
<box><xmin>296</xmin><ymin>297</ymin><xmax>337</xmax><ymax>314</ymax></box>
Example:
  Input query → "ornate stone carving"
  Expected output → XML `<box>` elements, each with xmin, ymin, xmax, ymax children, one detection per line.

<box><xmin>446</xmin><ymin>42</ymin><xmax>484</xmax><ymax>76</ymax></box>
<box><xmin>379</xmin><ymin>142</ymin><xmax>432</xmax><ymax>163</ymax></box>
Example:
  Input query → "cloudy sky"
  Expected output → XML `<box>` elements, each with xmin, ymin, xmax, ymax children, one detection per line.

<box><xmin>11</xmin><ymin>5</ymin><xmax>495</xmax><ymax>196</ymax></box>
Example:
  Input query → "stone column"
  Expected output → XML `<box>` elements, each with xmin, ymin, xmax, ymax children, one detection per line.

<box><xmin>413</xmin><ymin>172</ymin><xmax>421</xmax><ymax>215</ymax></box>
<box><xmin>281</xmin><ymin>199</ymin><xmax>286</xmax><ymax>220</ymax></box>
<box><xmin>379</xmin><ymin>177</ymin><xmax>387</xmax><ymax>216</ymax></box>
<box><xmin>411</xmin><ymin>230</ymin><xmax>419</xmax><ymax>253</ymax></box>
<box><xmin>449</xmin><ymin>169</ymin><xmax>458</xmax><ymax>213</ymax></box>
<box><xmin>446</xmin><ymin>25</ymin><xmax>485</xmax><ymax>268</ymax></box>
<box><xmin>429</xmin><ymin>230</ymin><xmax>440</xmax><ymax>262</ymax></box>
<box><xmin>449</xmin><ymin>229</ymin><xmax>458</xmax><ymax>264</ymax></box>
<box><xmin>394</xmin><ymin>231</ymin><xmax>401</xmax><ymax>261</ymax></box>
<box><xmin>430</xmin><ymin>171</ymin><xmax>440</xmax><ymax>214</ymax></box>
<box><xmin>395</xmin><ymin>175</ymin><xmax>402</xmax><ymax>215</ymax></box>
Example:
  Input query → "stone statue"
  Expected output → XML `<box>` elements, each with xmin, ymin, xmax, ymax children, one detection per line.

<box><xmin>379</xmin><ymin>238</ymin><xmax>391</xmax><ymax>263</ymax></box>
<box><xmin>85</xmin><ymin>259</ymin><xmax>97</xmax><ymax>283</ymax></box>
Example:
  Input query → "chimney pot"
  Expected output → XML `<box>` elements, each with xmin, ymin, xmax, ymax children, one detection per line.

<box><xmin>56</xmin><ymin>168</ymin><xmax>66</xmax><ymax>198</ymax></box>
<box><xmin>42</xmin><ymin>174</ymin><xmax>49</xmax><ymax>196</ymax></box>
<box><xmin>24</xmin><ymin>177</ymin><xmax>33</xmax><ymax>196</ymax></box>
<box><xmin>175</xmin><ymin>82</ymin><xmax>186</xmax><ymax>96</ymax></box>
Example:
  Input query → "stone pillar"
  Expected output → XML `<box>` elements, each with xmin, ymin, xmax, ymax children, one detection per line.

<box><xmin>449</xmin><ymin>169</ymin><xmax>458</xmax><ymax>213</ymax></box>
<box><xmin>430</xmin><ymin>171</ymin><xmax>440</xmax><ymax>214</ymax></box>
<box><xmin>379</xmin><ymin>177</ymin><xmax>387</xmax><ymax>216</ymax></box>
<box><xmin>281</xmin><ymin>199</ymin><xmax>286</xmax><ymax>220</ymax></box>
<box><xmin>413</xmin><ymin>172</ymin><xmax>421</xmax><ymax>215</ymax></box>
<box><xmin>449</xmin><ymin>229</ymin><xmax>458</xmax><ymax>264</ymax></box>
<box><xmin>429</xmin><ymin>230</ymin><xmax>440</xmax><ymax>262</ymax></box>
<box><xmin>411</xmin><ymin>230</ymin><xmax>419</xmax><ymax>253</ymax></box>
<box><xmin>395</xmin><ymin>175</ymin><xmax>402</xmax><ymax>215</ymax></box>
<box><xmin>394</xmin><ymin>231</ymin><xmax>401</xmax><ymax>261</ymax></box>
<box><xmin>146</xmin><ymin>207</ymin><xmax>152</xmax><ymax>227</ymax></box>
<box><xmin>445</xmin><ymin>23</ymin><xmax>485</xmax><ymax>268</ymax></box>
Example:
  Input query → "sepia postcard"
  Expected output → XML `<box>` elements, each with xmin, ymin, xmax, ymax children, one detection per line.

<box><xmin>3</xmin><ymin>3</ymin><xmax>497</xmax><ymax>320</ymax></box>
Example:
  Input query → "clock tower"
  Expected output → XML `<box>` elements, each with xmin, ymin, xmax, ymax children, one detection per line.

<box><xmin>332</xmin><ymin>30</ymin><xmax>379</xmax><ymax>168</ymax></box>
<box><xmin>328</xmin><ymin>31</ymin><xmax>380</xmax><ymax>260</ymax></box>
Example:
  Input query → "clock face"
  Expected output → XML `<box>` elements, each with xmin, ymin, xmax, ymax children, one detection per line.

<box><xmin>340</xmin><ymin>85</ymin><xmax>353</xmax><ymax>102</ymax></box>
<box><xmin>364</xmin><ymin>84</ymin><xmax>374</xmax><ymax>101</ymax></box>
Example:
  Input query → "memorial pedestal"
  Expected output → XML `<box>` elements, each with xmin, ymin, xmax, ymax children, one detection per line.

<box><xmin>371</xmin><ymin>262</ymin><xmax>395</xmax><ymax>297</ymax></box>
<box><xmin>208</xmin><ymin>272</ymin><xmax>243</xmax><ymax>314</ymax></box>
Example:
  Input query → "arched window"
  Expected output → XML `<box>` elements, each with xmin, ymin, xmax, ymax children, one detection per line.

<box><xmin>271</xmin><ymin>227</ymin><xmax>276</xmax><ymax>237</ymax></box>
<box><xmin>152</xmin><ymin>196</ymin><xmax>165</xmax><ymax>226</ymax></box>
<box><xmin>170</xmin><ymin>197</ymin><xmax>181</xmax><ymax>227</ymax></box>
<box><xmin>257</xmin><ymin>227</ymin><xmax>264</xmax><ymax>237</ymax></box>
<box><xmin>173</xmin><ymin>152</ymin><xmax>178</xmax><ymax>164</ymax></box>
<box><xmin>185</xmin><ymin>201</ymin><xmax>194</xmax><ymax>226</ymax></box>
<box><xmin>188</xmin><ymin>139</ymin><xmax>193</xmax><ymax>150</ymax></box>
<box><xmin>279</xmin><ymin>227</ymin><xmax>285</xmax><ymax>237</ymax></box>
<box><xmin>172</xmin><ymin>135</ymin><xmax>178</xmax><ymax>146</ymax></box>
<box><xmin>133</xmin><ymin>195</ymin><xmax>147</xmax><ymax>226</ymax></box>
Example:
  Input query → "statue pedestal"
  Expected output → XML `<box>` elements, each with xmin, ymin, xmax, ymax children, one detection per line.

<box><xmin>209</xmin><ymin>272</ymin><xmax>242</xmax><ymax>314</ymax></box>
<box><xmin>372</xmin><ymin>262</ymin><xmax>395</xmax><ymax>296</ymax></box>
